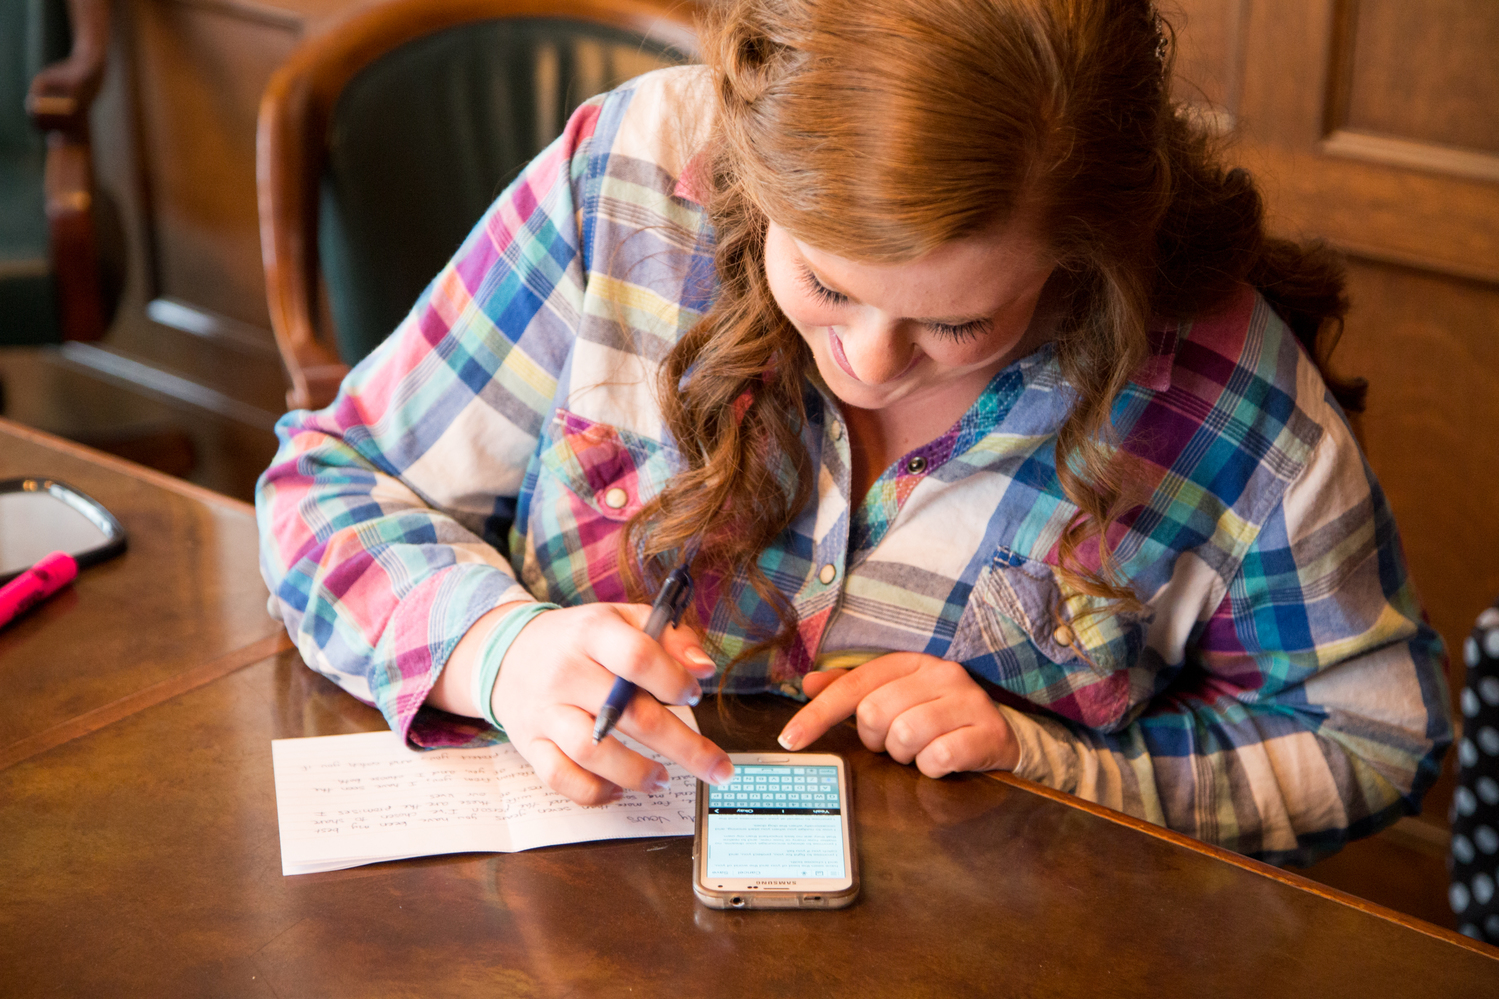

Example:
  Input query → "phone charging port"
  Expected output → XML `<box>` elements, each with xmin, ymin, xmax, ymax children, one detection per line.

<box><xmin>802</xmin><ymin>895</ymin><xmax>824</xmax><ymax>905</ymax></box>
<box><xmin>729</xmin><ymin>896</ymin><xmax>746</xmax><ymax>908</ymax></box>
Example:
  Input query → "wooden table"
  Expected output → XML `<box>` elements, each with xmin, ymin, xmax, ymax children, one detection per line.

<box><xmin>0</xmin><ymin>417</ymin><xmax>289</xmax><ymax>770</ymax></box>
<box><xmin>2</xmin><ymin>420</ymin><xmax>1496</xmax><ymax>996</ymax></box>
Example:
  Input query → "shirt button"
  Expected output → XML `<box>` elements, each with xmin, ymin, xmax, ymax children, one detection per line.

<box><xmin>829</xmin><ymin>421</ymin><xmax>843</xmax><ymax>441</ymax></box>
<box><xmin>818</xmin><ymin>563</ymin><xmax>837</xmax><ymax>585</ymax></box>
<box><xmin>905</xmin><ymin>455</ymin><xmax>927</xmax><ymax>474</ymax></box>
<box><xmin>1053</xmin><ymin>625</ymin><xmax>1074</xmax><ymax>647</ymax></box>
<box><xmin>603</xmin><ymin>487</ymin><xmax>628</xmax><ymax>509</ymax></box>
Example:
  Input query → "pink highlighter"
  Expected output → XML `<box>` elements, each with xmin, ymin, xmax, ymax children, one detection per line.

<box><xmin>0</xmin><ymin>551</ymin><xmax>80</xmax><ymax>628</ymax></box>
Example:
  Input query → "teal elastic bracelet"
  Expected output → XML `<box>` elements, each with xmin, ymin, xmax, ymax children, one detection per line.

<box><xmin>472</xmin><ymin>602</ymin><xmax>560</xmax><ymax>731</ymax></box>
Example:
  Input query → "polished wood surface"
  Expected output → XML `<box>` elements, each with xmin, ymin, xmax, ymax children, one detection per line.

<box><xmin>0</xmin><ymin>418</ymin><xmax>284</xmax><ymax>766</ymax></box>
<box><xmin>1</xmin><ymin>424</ymin><xmax>1495</xmax><ymax>994</ymax></box>
<box><xmin>2</xmin><ymin>652</ymin><xmax>1496</xmax><ymax>996</ymax></box>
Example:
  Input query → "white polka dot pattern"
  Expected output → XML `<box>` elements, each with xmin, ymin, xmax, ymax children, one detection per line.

<box><xmin>1482</xmin><ymin>676</ymin><xmax>1499</xmax><ymax>705</ymax></box>
<box><xmin>1451</xmin><ymin>602</ymin><xmax>1499</xmax><ymax>943</ymax></box>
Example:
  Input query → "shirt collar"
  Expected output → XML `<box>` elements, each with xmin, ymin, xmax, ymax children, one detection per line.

<box><xmin>672</xmin><ymin>150</ymin><xmax>710</xmax><ymax>205</ymax></box>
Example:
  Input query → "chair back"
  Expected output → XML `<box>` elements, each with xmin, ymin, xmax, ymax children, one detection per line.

<box><xmin>259</xmin><ymin>0</ymin><xmax>698</xmax><ymax>410</ymax></box>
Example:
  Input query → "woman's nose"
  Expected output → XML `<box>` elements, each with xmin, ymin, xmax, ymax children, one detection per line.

<box><xmin>839</xmin><ymin>320</ymin><xmax>915</xmax><ymax>384</ymax></box>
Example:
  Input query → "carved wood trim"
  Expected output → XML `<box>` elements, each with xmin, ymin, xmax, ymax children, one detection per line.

<box><xmin>1238</xmin><ymin>141</ymin><xmax>1499</xmax><ymax>287</ymax></box>
<box><xmin>1321</xmin><ymin>130</ymin><xmax>1499</xmax><ymax>187</ymax></box>
<box><xmin>256</xmin><ymin>0</ymin><xmax>700</xmax><ymax>410</ymax></box>
<box><xmin>1321</xmin><ymin>0</ymin><xmax>1360</xmax><ymax>136</ymax></box>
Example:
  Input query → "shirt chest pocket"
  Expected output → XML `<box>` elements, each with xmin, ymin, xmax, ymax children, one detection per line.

<box><xmin>947</xmin><ymin>550</ymin><xmax>1154</xmax><ymax>733</ymax></box>
<box><xmin>526</xmin><ymin>409</ymin><xmax>671</xmax><ymax>604</ymax></box>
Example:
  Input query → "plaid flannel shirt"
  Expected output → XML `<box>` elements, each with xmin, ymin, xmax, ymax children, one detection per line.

<box><xmin>258</xmin><ymin>67</ymin><xmax>1451</xmax><ymax>864</ymax></box>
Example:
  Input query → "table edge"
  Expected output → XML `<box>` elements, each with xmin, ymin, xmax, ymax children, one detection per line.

<box><xmin>985</xmin><ymin>771</ymin><xmax>1497</xmax><ymax>960</ymax></box>
<box><xmin>0</xmin><ymin>416</ymin><xmax>258</xmax><ymax>515</ymax></box>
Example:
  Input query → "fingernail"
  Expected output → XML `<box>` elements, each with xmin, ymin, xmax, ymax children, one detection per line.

<box><xmin>709</xmin><ymin>760</ymin><xmax>735</xmax><ymax>786</ymax></box>
<box><xmin>686</xmin><ymin>681</ymin><xmax>702</xmax><ymax>706</ymax></box>
<box><xmin>778</xmin><ymin>724</ymin><xmax>801</xmax><ymax>751</ymax></box>
<box><xmin>684</xmin><ymin>646</ymin><xmax>717</xmax><ymax>678</ymax></box>
<box><xmin>645</xmin><ymin>770</ymin><xmax>670</xmax><ymax>793</ymax></box>
<box><xmin>605</xmin><ymin>786</ymin><xmax>625</xmax><ymax>804</ymax></box>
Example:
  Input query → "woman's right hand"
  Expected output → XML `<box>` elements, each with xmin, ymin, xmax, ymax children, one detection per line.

<box><xmin>457</xmin><ymin>602</ymin><xmax>734</xmax><ymax>805</ymax></box>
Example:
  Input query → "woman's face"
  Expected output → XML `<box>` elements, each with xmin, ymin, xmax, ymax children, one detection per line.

<box><xmin>763</xmin><ymin>219</ymin><xmax>1057</xmax><ymax>414</ymax></box>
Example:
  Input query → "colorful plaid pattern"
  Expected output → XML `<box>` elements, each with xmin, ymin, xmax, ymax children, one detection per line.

<box><xmin>257</xmin><ymin>67</ymin><xmax>1451</xmax><ymax>864</ymax></box>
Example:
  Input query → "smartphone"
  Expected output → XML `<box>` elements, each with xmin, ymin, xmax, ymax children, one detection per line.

<box><xmin>692</xmin><ymin>752</ymin><xmax>858</xmax><ymax>909</ymax></box>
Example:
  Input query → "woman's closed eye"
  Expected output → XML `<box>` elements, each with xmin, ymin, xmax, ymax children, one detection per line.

<box><xmin>800</xmin><ymin>265</ymin><xmax>849</xmax><ymax>307</ymax></box>
<box><xmin>924</xmin><ymin>318</ymin><xmax>991</xmax><ymax>342</ymax></box>
<box><xmin>798</xmin><ymin>265</ymin><xmax>991</xmax><ymax>342</ymax></box>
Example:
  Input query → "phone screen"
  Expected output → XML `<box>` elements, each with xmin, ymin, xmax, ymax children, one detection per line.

<box><xmin>703</xmin><ymin>764</ymin><xmax>846</xmax><ymax>879</ymax></box>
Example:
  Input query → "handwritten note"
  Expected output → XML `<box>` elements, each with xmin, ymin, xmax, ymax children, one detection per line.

<box><xmin>271</xmin><ymin>709</ymin><xmax>699</xmax><ymax>875</ymax></box>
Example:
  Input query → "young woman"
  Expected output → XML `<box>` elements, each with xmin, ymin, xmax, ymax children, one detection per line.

<box><xmin>258</xmin><ymin>0</ymin><xmax>1451</xmax><ymax>865</ymax></box>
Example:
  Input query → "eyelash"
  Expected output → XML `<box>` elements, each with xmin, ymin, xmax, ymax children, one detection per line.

<box><xmin>797</xmin><ymin>266</ymin><xmax>991</xmax><ymax>342</ymax></box>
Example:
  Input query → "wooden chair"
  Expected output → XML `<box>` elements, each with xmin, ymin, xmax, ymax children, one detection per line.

<box><xmin>256</xmin><ymin>0</ymin><xmax>699</xmax><ymax>411</ymax></box>
<box><xmin>1</xmin><ymin>0</ymin><xmax>113</xmax><ymax>345</ymax></box>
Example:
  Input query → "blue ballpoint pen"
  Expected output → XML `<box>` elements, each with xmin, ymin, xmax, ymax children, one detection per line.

<box><xmin>591</xmin><ymin>539</ymin><xmax>702</xmax><ymax>743</ymax></box>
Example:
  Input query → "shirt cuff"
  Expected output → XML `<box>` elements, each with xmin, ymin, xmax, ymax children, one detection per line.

<box><xmin>995</xmin><ymin>702</ymin><xmax>1077</xmax><ymax>792</ymax></box>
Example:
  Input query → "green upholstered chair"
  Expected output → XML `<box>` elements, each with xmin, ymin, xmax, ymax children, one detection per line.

<box><xmin>1</xmin><ymin>0</ymin><xmax>113</xmax><ymax>345</ymax></box>
<box><xmin>257</xmin><ymin>0</ymin><xmax>698</xmax><ymax>410</ymax></box>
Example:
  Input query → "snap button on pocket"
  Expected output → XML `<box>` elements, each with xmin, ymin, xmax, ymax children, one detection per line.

<box><xmin>818</xmin><ymin>563</ymin><xmax>837</xmax><ymax>585</ymax></box>
<box><xmin>603</xmin><ymin>487</ymin><xmax>629</xmax><ymax>509</ymax></box>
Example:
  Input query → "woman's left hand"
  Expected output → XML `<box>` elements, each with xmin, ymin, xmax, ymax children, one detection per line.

<box><xmin>777</xmin><ymin>653</ymin><xmax>1020</xmax><ymax>777</ymax></box>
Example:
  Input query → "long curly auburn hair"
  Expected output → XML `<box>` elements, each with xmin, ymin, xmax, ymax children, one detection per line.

<box><xmin>622</xmin><ymin>0</ymin><xmax>1361</xmax><ymax>670</ymax></box>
